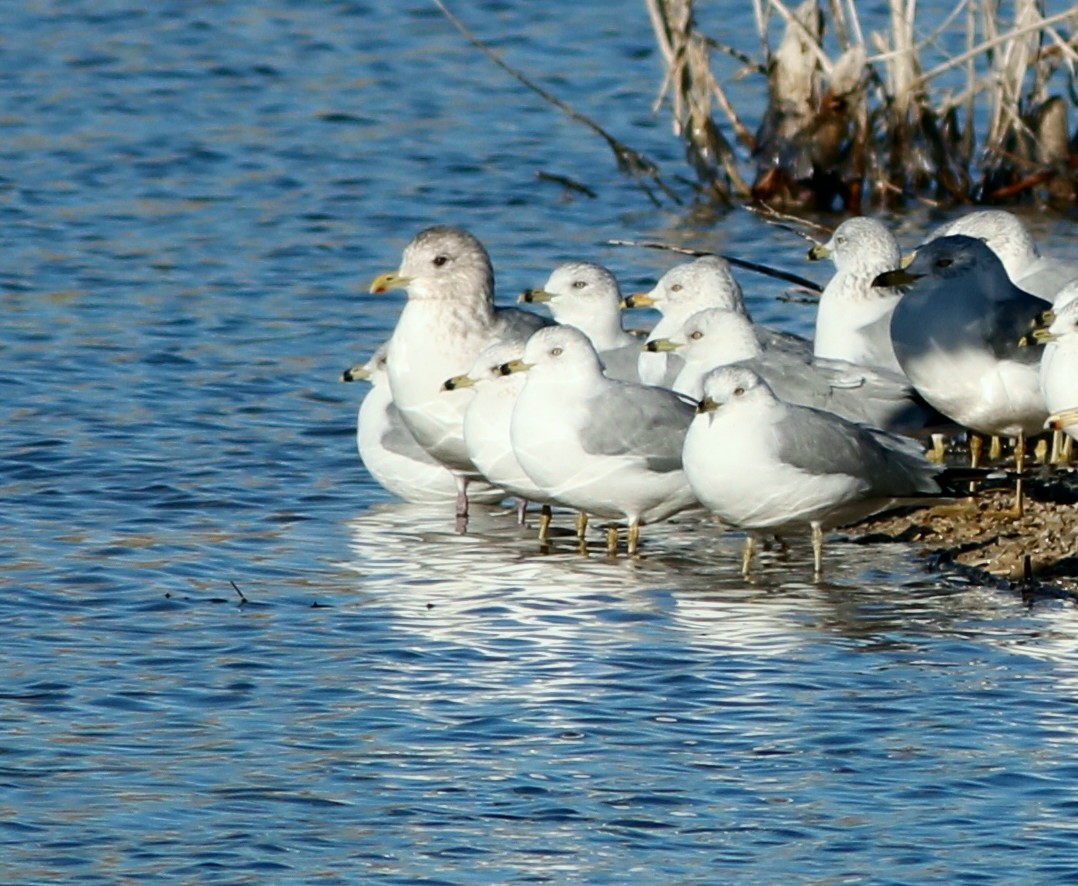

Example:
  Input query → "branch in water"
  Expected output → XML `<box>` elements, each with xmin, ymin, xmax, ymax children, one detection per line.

<box><xmin>609</xmin><ymin>238</ymin><xmax>824</xmax><ymax>293</ymax></box>
<box><xmin>432</xmin><ymin>0</ymin><xmax>682</xmax><ymax>206</ymax></box>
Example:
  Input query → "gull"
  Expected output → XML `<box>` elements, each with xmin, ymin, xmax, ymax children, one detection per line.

<box><xmin>807</xmin><ymin>216</ymin><xmax>906</xmax><ymax>374</ymax></box>
<box><xmin>622</xmin><ymin>255</ymin><xmax>812</xmax><ymax>387</ymax></box>
<box><xmin>341</xmin><ymin>345</ymin><xmax>504</xmax><ymax>506</ymax></box>
<box><xmin>683</xmin><ymin>365</ymin><xmax>943</xmax><ymax>579</ymax></box>
<box><xmin>369</xmin><ymin>225</ymin><xmax>547</xmax><ymax>529</ymax></box>
<box><xmin>1034</xmin><ymin>299</ymin><xmax>1078</xmax><ymax>446</ymax></box>
<box><xmin>648</xmin><ymin>307</ymin><xmax>934</xmax><ymax>434</ymax></box>
<box><xmin>928</xmin><ymin>209</ymin><xmax>1078</xmax><ymax>304</ymax></box>
<box><xmin>503</xmin><ymin>325</ymin><xmax>698</xmax><ymax>555</ymax></box>
<box><xmin>519</xmin><ymin>261</ymin><xmax>642</xmax><ymax>383</ymax></box>
<box><xmin>442</xmin><ymin>341</ymin><xmax>567</xmax><ymax>541</ymax></box>
<box><xmin>876</xmin><ymin>235</ymin><xmax>1049</xmax><ymax>510</ymax></box>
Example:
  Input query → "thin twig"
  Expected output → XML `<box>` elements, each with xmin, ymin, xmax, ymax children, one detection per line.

<box><xmin>608</xmin><ymin>239</ymin><xmax>824</xmax><ymax>292</ymax></box>
<box><xmin>230</xmin><ymin>581</ymin><xmax>249</xmax><ymax>605</ymax></box>
<box><xmin>432</xmin><ymin>0</ymin><xmax>680</xmax><ymax>205</ymax></box>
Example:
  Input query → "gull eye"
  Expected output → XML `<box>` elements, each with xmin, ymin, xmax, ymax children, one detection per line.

<box><xmin>835</xmin><ymin>235</ymin><xmax>846</xmax><ymax>246</ymax></box>
<box><xmin>432</xmin><ymin>255</ymin><xmax>449</xmax><ymax>267</ymax></box>
<box><xmin>733</xmin><ymin>386</ymin><xmax>745</xmax><ymax>397</ymax></box>
<box><xmin>670</xmin><ymin>283</ymin><xmax>683</xmax><ymax>292</ymax></box>
<box><xmin>690</xmin><ymin>330</ymin><xmax>703</xmax><ymax>340</ymax></box>
<box><xmin>572</xmin><ymin>280</ymin><xmax>586</xmax><ymax>289</ymax></box>
<box><xmin>935</xmin><ymin>257</ymin><xmax>953</xmax><ymax>269</ymax></box>
<box><xmin>550</xmin><ymin>347</ymin><xmax>563</xmax><ymax>357</ymax></box>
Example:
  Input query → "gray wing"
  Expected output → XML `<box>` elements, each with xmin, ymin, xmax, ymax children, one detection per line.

<box><xmin>493</xmin><ymin>306</ymin><xmax>551</xmax><ymax>342</ymax></box>
<box><xmin>759</xmin><ymin>328</ymin><xmax>813</xmax><ymax>361</ymax></box>
<box><xmin>598</xmin><ymin>343</ymin><xmax>644</xmax><ymax>382</ymax></box>
<box><xmin>578</xmin><ymin>382</ymin><xmax>694</xmax><ymax>472</ymax></box>
<box><xmin>381</xmin><ymin>403</ymin><xmax>430</xmax><ymax>459</ymax></box>
<box><xmin>775</xmin><ymin>404</ymin><xmax>940</xmax><ymax>496</ymax></box>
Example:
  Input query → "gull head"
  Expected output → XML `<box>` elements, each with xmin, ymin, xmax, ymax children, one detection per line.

<box><xmin>675</xmin><ymin>308</ymin><xmax>760</xmax><ymax>365</ymax></box>
<box><xmin>808</xmin><ymin>217</ymin><xmax>901</xmax><ymax>275</ymax></box>
<box><xmin>519</xmin><ymin>325</ymin><xmax>604</xmax><ymax>377</ymax></box>
<box><xmin>625</xmin><ymin>255</ymin><xmax>742</xmax><ymax>314</ymax></box>
<box><xmin>928</xmin><ymin>209</ymin><xmax>1039</xmax><ymax>279</ymax></box>
<box><xmin>696</xmin><ymin>365</ymin><xmax>773</xmax><ymax>416</ymax></box>
<box><xmin>371</xmin><ymin>225</ymin><xmax>494</xmax><ymax>303</ymax></box>
<box><xmin>341</xmin><ymin>342</ymin><xmax>389</xmax><ymax>384</ymax></box>
<box><xmin>872</xmin><ymin>235</ymin><xmax>1007</xmax><ymax>291</ymax></box>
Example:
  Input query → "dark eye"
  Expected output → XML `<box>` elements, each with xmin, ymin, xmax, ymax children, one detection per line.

<box><xmin>835</xmin><ymin>235</ymin><xmax>846</xmax><ymax>246</ymax></box>
<box><xmin>935</xmin><ymin>257</ymin><xmax>953</xmax><ymax>269</ymax></box>
<box><xmin>572</xmin><ymin>280</ymin><xmax>586</xmax><ymax>289</ymax></box>
<box><xmin>671</xmin><ymin>283</ymin><xmax>683</xmax><ymax>293</ymax></box>
<box><xmin>733</xmin><ymin>386</ymin><xmax>745</xmax><ymax>396</ymax></box>
<box><xmin>551</xmin><ymin>347</ymin><xmax>563</xmax><ymax>357</ymax></box>
<box><xmin>432</xmin><ymin>255</ymin><xmax>449</xmax><ymax>267</ymax></box>
<box><xmin>690</xmin><ymin>330</ymin><xmax>703</xmax><ymax>340</ymax></box>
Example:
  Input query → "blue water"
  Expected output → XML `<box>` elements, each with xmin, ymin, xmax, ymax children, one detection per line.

<box><xmin>4</xmin><ymin>1</ymin><xmax>1078</xmax><ymax>881</ymax></box>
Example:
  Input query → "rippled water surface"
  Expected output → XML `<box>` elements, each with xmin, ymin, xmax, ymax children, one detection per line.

<box><xmin>4</xmin><ymin>1</ymin><xmax>1078</xmax><ymax>882</ymax></box>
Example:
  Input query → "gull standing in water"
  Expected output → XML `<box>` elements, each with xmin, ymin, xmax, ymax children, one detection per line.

<box><xmin>807</xmin><ymin>216</ymin><xmax>906</xmax><ymax>374</ymax></box>
<box><xmin>876</xmin><ymin>235</ymin><xmax>1049</xmax><ymax>511</ymax></box>
<box><xmin>443</xmin><ymin>341</ymin><xmax>567</xmax><ymax>541</ymax></box>
<box><xmin>369</xmin><ymin>226</ymin><xmax>547</xmax><ymax>530</ymax></box>
<box><xmin>341</xmin><ymin>345</ymin><xmax>504</xmax><ymax>506</ymax></box>
<box><xmin>927</xmin><ymin>209</ymin><xmax>1078</xmax><ymax>304</ymax></box>
<box><xmin>504</xmin><ymin>325</ymin><xmax>698</xmax><ymax>556</ymax></box>
<box><xmin>683</xmin><ymin>366</ymin><xmax>943</xmax><ymax>579</ymax></box>
<box><xmin>520</xmin><ymin>261</ymin><xmax>642</xmax><ymax>381</ymax></box>
<box><xmin>648</xmin><ymin>307</ymin><xmax>932</xmax><ymax>434</ymax></box>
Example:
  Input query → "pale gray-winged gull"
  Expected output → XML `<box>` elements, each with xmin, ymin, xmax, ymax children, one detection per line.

<box><xmin>807</xmin><ymin>216</ymin><xmax>906</xmax><ymax>374</ymax></box>
<box><xmin>625</xmin><ymin>254</ymin><xmax>811</xmax><ymax>387</ymax></box>
<box><xmin>519</xmin><ymin>261</ymin><xmax>642</xmax><ymax>381</ymax></box>
<box><xmin>369</xmin><ymin>225</ymin><xmax>548</xmax><ymax>529</ymax></box>
<box><xmin>341</xmin><ymin>346</ymin><xmax>504</xmax><ymax>506</ymax></box>
<box><xmin>1034</xmin><ymin>299</ymin><xmax>1078</xmax><ymax>446</ymax></box>
<box><xmin>503</xmin><ymin>325</ymin><xmax>698</xmax><ymax>556</ymax></box>
<box><xmin>442</xmin><ymin>340</ymin><xmax>571</xmax><ymax>541</ymax></box>
<box><xmin>683</xmin><ymin>365</ymin><xmax>943</xmax><ymax>578</ymax></box>
<box><xmin>647</xmin><ymin>307</ymin><xmax>934</xmax><ymax>434</ymax></box>
<box><xmin>928</xmin><ymin>209</ymin><xmax>1078</xmax><ymax>304</ymax></box>
<box><xmin>876</xmin><ymin>234</ymin><xmax>1049</xmax><ymax>512</ymax></box>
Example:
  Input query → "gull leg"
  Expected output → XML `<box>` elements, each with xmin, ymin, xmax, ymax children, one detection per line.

<box><xmin>969</xmin><ymin>433</ymin><xmax>983</xmax><ymax>468</ymax></box>
<box><xmin>926</xmin><ymin>433</ymin><xmax>946</xmax><ymax>464</ymax></box>
<box><xmin>575</xmin><ymin>511</ymin><xmax>589</xmax><ymax>538</ymax></box>
<box><xmin>740</xmin><ymin>536</ymin><xmax>755</xmax><ymax>577</ymax></box>
<box><xmin>1034</xmin><ymin>437</ymin><xmax>1048</xmax><ymax>465</ymax></box>
<box><xmin>1064</xmin><ymin>434</ymin><xmax>1074</xmax><ymax>465</ymax></box>
<box><xmin>989</xmin><ymin>435</ymin><xmax>1003</xmax><ymax>462</ymax></box>
<box><xmin>968</xmin><ymin>433</ymin><xmax>983</xmax><ymax>494</ymax></box>
<box><xmin>627</xmin><ymin>521</ymin><xmax>641</xmax><ymax>557</ymax></box>
<box><xmin>811</xmin><ymin>523</ymin><xmax>825</xmax><ymax>580</ymax></box>
<box><xmin>538</xmin><ymin>505</ymin><xmax>553</xmax><ymax>542</ymax></box>
<box><xmin>1050</xmin><ymin>430</ymin><xmax>1064</xmax><ymax>465</ymax></box>
<box><xmin>515</xmin><ymin>497</ymin><xmax>528</xmax><ymax>525</ymax></box>
<box><xmin>1012</xmin><ymin>431</ymin><xmax>1026</xmax><ymax>518</ymax></box>
<box><xmin>454</xmin><ymin>475</ymin><xmax>470</xmax><ymax>534</ymax></box>
<box><xmin>605</xmin><ymin>526</ymin><xmax>619</xmax><ymax>557</ymax></box>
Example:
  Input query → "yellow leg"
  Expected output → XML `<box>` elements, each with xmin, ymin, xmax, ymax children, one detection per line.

<box><xmin>538</xmin><ymin>505</ymin><xmax>553</xmax><ymax>542</ymax></box>
<box><xmin>926</xmin><ymin>433</ymin><xmax>946</xmax><ymax>464</ymax></box>
<box><xmin>605</xmin><ymin>526</ymin><xmax>619</xmax><ymax>557</ymax></box>
<box><xmin>1035</xmin><ymin>437</ymin><xmax>1049</xmax><ymax>465</ymax></box>
<box><xmin>1012</xmin><ymin>431</ymin><xmax>1026</xmax><ymax>518</ymax></box>
<box><xmin>575</xmin><ymin>511</ymin><xmax>588</xmax><ymax>538</ymax></box>
<box><xmin>969</xmin><ymin>433</ymin><xmax>983</xmax><ymax>468</ymax></box>
<box><xmin>740</xmin><ymin>536</ymin><xmax>755</xmax><ymax>577</ymax></box>
<box><xmin>989</xmin><ymin>435</ymin><xmax>1003</xmax><ymax>461</ymax></box>
<box><xmin>811</xmin><ymin>523</ymin><xmax>825</xmax><ymax>579</ymax></box>
<box><xmin>627</xmin><ymin>521</ymin><xmax>641</xmax><ymax>556</ymax></box>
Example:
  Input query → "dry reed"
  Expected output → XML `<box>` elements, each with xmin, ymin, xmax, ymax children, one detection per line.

<box><xmin>646</xmin><ymin>0</ymin><xmax>1078</xmax><ymax>210</ymax></box>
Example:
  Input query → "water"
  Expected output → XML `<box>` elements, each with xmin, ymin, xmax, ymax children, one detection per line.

<box><xmin>3</xmin><ymin>1</ymin><xmax>1078</xmax><ymax>881</ymax></box>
